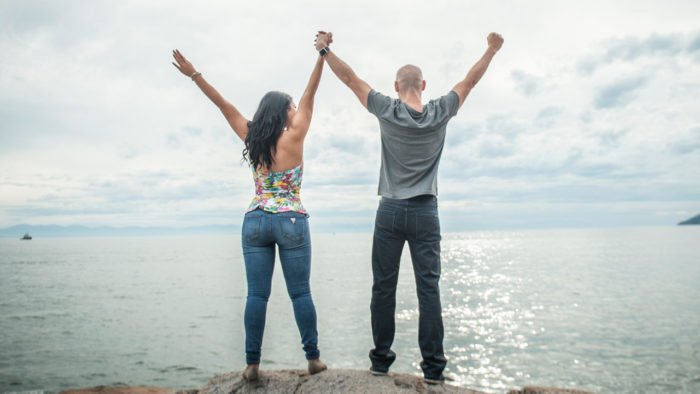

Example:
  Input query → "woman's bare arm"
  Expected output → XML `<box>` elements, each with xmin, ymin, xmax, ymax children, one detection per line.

<box><xmin>288</xmin><ymin>55</ymin><xmax>325</xmax><ymax>139</ymax></box>
<box><xmin>172</xmin><ymin>49</ymin><xmax>248</xmax><ymax>141</ymax></box>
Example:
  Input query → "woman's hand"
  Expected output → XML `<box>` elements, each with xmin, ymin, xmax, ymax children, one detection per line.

<box><xmin>314</xmin><ymin>31</ymin><xmax>333</xmax><ymax>50</ymax></box>
<box><xmin>172</xmin><ymin>49</ymin><xmax>198</xmax><ymax>77</ymax></box>
<box><xmin>171</xmin><ymin>49</ymin><xmax>249</xmax><ymax>140</ymax></box>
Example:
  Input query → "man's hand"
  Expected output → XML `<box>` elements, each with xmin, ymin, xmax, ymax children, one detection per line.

<box><xmin>487</xmin><ymin>32</ymin><xmax>504</xmax><ymax>52</ymax></box>
<box><xmin>315</xmin><ymin>31</ymin><xmax>333</xmax><ymax>50</ymax></box>
<box><xmin>451</xmin><ymin>32</ymin><xmax>503</xmax><ymax>108</ymax></box>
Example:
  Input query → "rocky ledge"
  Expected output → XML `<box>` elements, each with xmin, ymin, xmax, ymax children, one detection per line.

<box><xmin>61</xmin><ymin>369</ymin><xmax>595</xmax><ymax>394</ymax></box>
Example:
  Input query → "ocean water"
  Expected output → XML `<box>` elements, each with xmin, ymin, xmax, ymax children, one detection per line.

<box><xmin>1</xmin><ymin>227</ymin><xmax>699</xmax><ymax>393</ymax></box>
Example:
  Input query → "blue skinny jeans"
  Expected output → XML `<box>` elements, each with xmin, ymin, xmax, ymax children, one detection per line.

<box><xmin>241</xmin><ymin>209</ymin><xmax>320</xmax><ymax>365</ymax></box>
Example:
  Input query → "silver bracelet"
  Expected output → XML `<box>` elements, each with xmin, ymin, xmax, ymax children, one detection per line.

<box><xmin>190</xmin><ymin>71</ymin><xmax>202</xmax><ymax>81</ymax></box>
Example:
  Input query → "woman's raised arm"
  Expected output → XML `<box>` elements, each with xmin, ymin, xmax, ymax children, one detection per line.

<box><xmin>172</xmin><ymin>49</ymin><xmax>249</xmax><ymax>141</ymax></box>
<box><xmin>288</xmin><ymin>55</ymin><xmax>325</xmax><ymax>138</ymax></box>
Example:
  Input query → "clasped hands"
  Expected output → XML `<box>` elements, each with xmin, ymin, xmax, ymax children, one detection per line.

<box><xmin>314</xmin><ymin>31</ymin><xmax>333</xmax><ymax>51</ymax></box>
<box><xmin>315</xmin><ymin>31</ymin><xmax>502</xmax><ymax>52</ymax></box>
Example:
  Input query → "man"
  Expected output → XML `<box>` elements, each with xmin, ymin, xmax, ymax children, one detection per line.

<box><xmin>315</xmin><ymin>31</ymin><xmax>504</xmax><ymax>384</ymax></box>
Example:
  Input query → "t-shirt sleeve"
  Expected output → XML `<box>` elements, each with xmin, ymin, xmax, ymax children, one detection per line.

<box><xmin>425</xmin><ymin>91</ymin><xmax>460</xmax><ymax>127</ymax></box>
<box><xmin>441</xmin><ymin>90</ymin><xmax>460</xmax><ymax>118</ymax></box>
<box><xmin>367</xmin><ymin>89</ymin><xmax>393</xmax><ymax>117</ymax></box>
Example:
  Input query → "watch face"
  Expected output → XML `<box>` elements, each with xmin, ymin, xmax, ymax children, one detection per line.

<box><xmin>320</xmin><ymin>48</ymin><xmax>328</xmax><ymax>56</ymax></box>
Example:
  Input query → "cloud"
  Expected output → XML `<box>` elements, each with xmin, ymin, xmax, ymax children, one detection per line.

<box><xmin>1</xmin><ymin>2</ymin><xmax>699</xmax><ymax>230</ymax></box>
<box><xmin>1</xmin><ymin>168</ymin><xmax>251</xmax><ymax>227</ymax></box>
<box><xmin>578</xmin><ymin>32</ymin><xmax>690</xmax><ymax>74</ymax></box>
<box><xmin>689</xmin><ymin>34</ymin><xmax>700</xmax><ymax>51</ymax></box>
<box><xmin>511</xmin><ymin>70</ymin><xmax>544</xmax><ymax>96</ymax></box>
<box><xmin>117</xmin><ymin>145</ymin><xmax>139</xmax><ymax>159</ymax></box>
<box><xmin>668</xmin><ymin>126</ymin><xmax>700</xmax><ymax>154</ymax></box>
<box><xmin>534</xmin><ymin>107</ymin><xmax>564</xmax><ymax>129</ymax></box>
<box><xmin>689</xmin><ymin>33</ymin><xmax>700</xmax><ymax>62</ymax></box>
<box><xmin>594</xmin><ymin>77</ymin><xmax>647</xmax><ymax>109</ymax></box>
<box><xmin>606</xmin><ymin>34</ymin><xmax>684</xmax><ymax>61</ymax></box>
<box><xmin>182</xmin><ymin>126</ymin><xmax>203</xmax><ymax>136</ymax></box>
<box><xmin>0</xmin><ymin>1</ymin><xmax>69</xmax><ymax>32</ymax></box>
<box><xmin>485</xmin><ymin>114</ymin><xmax>526</xmax><ymax>139</ymax></box>
<box><xmin>593</xmin><ymin>128</ymin><xmax>628</xmax><ymax>149</ymax></box>
<box><xmin>476</xmin><ymin>135</ymin><xmax>516</xmax><ymax>158</ymax></box>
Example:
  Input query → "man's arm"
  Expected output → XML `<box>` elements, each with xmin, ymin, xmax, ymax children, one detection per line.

<box><xmin>172</xmin><ymin>49</ymin><xmax>249</xmax><ymax>141</ymax></box>
<box><xmin>452</xmin><ymin>32</ymin><xmax>504</xmax><ymax>109</ymax></box>
<box><xmin>315</xmin><ymin>32</ymin><xmax>372</xmax><ymax>109</ymax></box>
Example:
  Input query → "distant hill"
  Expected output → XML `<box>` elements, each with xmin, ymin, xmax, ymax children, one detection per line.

<box><xmin>0</xmin><ymin>224</ymin><xmax>238</xmax><ymax>237</ymax></box>
<box><xmin>678</xmin><ymin>214</ymin><xmax>700</xmax><ymax>225</ymax></box>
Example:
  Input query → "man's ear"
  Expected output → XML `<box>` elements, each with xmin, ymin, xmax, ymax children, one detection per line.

<box><xmin>394</xmin><ymin>81</ymin><xmax>400</xmax><ymax>92</ymax></box>
<box><xmin>421</xmin><ymin>80</ymin><xmax>426</xmax><ymax>91</ymax></box>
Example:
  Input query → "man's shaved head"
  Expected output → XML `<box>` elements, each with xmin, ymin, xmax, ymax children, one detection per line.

<box><xmin>395</xmin><ymin>64</ymin><xmax>424</xmax><ymax>92</ymax></box>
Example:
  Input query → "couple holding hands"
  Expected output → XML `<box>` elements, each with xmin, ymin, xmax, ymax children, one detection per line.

<box><xmin>172</xmin><ymin>30</ymin><xmax>503</xmax><ymax>384</ymax></box>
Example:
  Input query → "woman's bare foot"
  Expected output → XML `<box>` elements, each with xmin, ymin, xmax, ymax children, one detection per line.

<box><xmin>243</xmin><ymin>364</ymin><xmax>259</xmax><ymax>381</ymax></box>
<box><xmin>308</xmin><ymin>359</ymin><xmax>327</xmax><ymax>375</ymax></box>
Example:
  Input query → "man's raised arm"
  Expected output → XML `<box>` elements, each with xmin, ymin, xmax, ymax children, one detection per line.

<box><xmin>315</xmin><ymin>31</ymin><xmax>372</xmax><ymax>109</ymax></box>
<box><xmin>452</xmin><ymin>32</ymin><xmax>504</xmax><ymax>109</ymax></box>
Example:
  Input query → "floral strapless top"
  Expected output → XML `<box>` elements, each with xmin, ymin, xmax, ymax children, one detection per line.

<box><xmin>246</xmin><ymin>163</ymin><xmax>307</xmax><ymax>214</ymax></box>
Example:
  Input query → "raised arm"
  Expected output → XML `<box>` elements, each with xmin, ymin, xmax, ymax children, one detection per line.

<box><xmin>315</xmin><ymin>32</ymin><xmax>372</xmax><ymax>109</ymax></box>
<box><xmin>288</xmin><ymin>55</ymin><xmax>325</xmax><ymax>138</ymax></box>
<box><xmin>172</xmin><ymin>49</ymin><xmax>249</xmax><ymax>141</ymax></box>
<box><xmin>451</xmin><ymin>32</ymin><xmax>504</xmax><ymax>109</ymax></box>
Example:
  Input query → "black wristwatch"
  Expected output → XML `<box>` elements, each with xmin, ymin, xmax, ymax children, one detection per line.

<box><xmin>319</xmin><ymin>47</ymin><xmax>330</xmax><ymax>57</ymax></box>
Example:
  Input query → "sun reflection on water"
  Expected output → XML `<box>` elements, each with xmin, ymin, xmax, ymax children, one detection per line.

<box><xmin>439</xmin><ymin>233</ymin><xmax>537</xmax><ymax>392</ymax></box>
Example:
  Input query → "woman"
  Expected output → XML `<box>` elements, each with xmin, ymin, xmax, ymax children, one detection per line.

<box><xmin>171</xmin><ymin>48</ymin><xmax>326</xmax><ymax>380</ymax></box>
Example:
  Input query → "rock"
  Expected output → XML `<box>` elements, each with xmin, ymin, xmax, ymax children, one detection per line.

<box><xmin>507</xmin><ymin>387</ymin><xmax>596</xmax><ymax>394</ymax></box>
<box><xmin>678</xmin><ymin>213</ymin><xmax>700</xmax><ymax>225</ymax></box>
<box><xmin>60</xmin><ymin>386</ymin><xmax>179</xmax><ymax>394</ymax></box>
<box><xmin>196</xmin><ymin>369</ymin><xmax>485</xmax><ymax>394</ymax></box>
<box><xmin>60</xmin><ymin>369</ymin><xmax>596</xmax><ymax>394</ymax></box>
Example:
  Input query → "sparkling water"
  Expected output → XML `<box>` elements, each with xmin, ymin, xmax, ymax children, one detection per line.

<box><xmin>1</xmin><ymin>227</ymin><xmax>699</xmax><ymax>393</ymax></box>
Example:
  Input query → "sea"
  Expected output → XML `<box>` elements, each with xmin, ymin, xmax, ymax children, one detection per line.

<box><xmin>1</xmin><ymin>227</ymin><xmax>699</xmax><ymax>394</ymax></box>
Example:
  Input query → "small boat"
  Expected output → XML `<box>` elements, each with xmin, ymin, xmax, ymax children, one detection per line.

<box><xmin>20</xmin><ymin>232</ymin><xmax>32</xmax><ymax>240</ymax></box>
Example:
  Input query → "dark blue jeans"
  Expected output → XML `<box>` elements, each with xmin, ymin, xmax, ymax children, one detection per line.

<box><xmin>369</xmin><ymin>195</ymin><xmax>446</xmax><ymax>379</ymax></box>
<box><xmin>241</xmin><ymin>209</ymin><xmax>319</xmax><ymax>365</ymax></box>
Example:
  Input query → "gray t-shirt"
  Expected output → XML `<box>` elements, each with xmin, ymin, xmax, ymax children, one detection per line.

<box><xmin>367</xmin><ymin>89</ymin><xmax>459</xmax><ymax>199</ymax></box>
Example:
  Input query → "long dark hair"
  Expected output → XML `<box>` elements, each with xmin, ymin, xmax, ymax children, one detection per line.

<box><xmin>242</xmin><ymin>91</ymin><xmax>292</xmax><ymax>170</ymax></box>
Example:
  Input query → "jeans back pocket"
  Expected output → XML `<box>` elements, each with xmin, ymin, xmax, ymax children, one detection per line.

<box><xmin>243</xmin><ymin>214</ymin><xmax>262</xmax><ymax>242</ymax></box>
<box><xmin>280</xmin><ymin>215</ymin><xmax>307</xmax><ymax>243</ymax></box>
<box><xmin>375</xmin><ymin>209</ymin><xmax>395</xmax><ymax>234</ymax></box>
<box><xmin>416</xmin><ymin>213</ymin><xmax>441</xmax><ymax>242</ymax></box>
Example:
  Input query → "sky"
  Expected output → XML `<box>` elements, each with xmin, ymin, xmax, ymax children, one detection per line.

<box><xmin>1</xmin><ymin>0</ymin><xmax>699</xmax><ymax>232</ymax></box>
